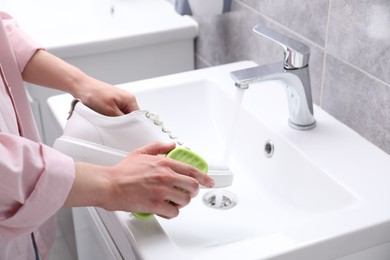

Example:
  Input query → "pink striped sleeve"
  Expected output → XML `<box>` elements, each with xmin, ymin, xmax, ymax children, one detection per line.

<box><xmin>0</xmin><ymin>133</ymin><xmax>75</xmax><ymax>240</ymax></box>
<box><xmin>0</xmin><ymin>11</ymin><xmax>44</xmax><ymax>73</ymax></box>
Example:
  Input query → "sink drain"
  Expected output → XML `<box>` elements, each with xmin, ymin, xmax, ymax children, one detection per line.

<box><xmin>264</xmin><ymin>139</ymin><xmax>275</xmax><ymax>158</ymax></box>
<box><xmin>203</xmin><ymin>190</ymin><xmax>237</xmax><ymax>210</ymax></box>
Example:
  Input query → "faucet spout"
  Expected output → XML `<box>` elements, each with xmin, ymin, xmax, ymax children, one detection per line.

<box><xmin>231</xmin><ymin>62</ymin><xmax>284</xmax><ymax>89</ymax></box>
<box><xmin>230</xmin><ymin>24</ymin><xmax>316</xmax><ymax>130</ymax></box>
<box><xmin>230</xmin><ymin>62</ymin><xmax>316</xmax><ymax>130</ymax></box>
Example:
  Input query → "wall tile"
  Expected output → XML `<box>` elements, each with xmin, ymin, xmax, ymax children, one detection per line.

<box><xmin>322</xmin><ymin>55</ymin><xmax>390</xmax><ymax>154</ymax></box>
<box><xmin>327</xmin><ymin>0</ymin><xmax>390</xmax><ymax>84</ymax></box>
<box><xmin>194</xmin><ymin>1</ymin><xmax>324</xmax><ymax>104</ymax></box>
<box><xmin>194</xmin><ymin>54</ymin><xmax>211</xmax><ymax>69</ymax></box>
<box><xmin>239</xmin><ymin>0</ymin><xmax>330</xmax><ymax>46</ymax></box>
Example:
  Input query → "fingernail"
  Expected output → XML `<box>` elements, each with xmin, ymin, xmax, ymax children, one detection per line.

<box><xmin>208</xmin><ymin>179</ymin><xmax>215</xmax><ymax>188</ymax></box>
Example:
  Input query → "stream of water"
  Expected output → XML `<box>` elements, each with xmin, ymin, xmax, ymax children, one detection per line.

<box><xmin>221</xmin><ymin>87</ymin><xmax>246</xmax><ymax>166</ymax></box>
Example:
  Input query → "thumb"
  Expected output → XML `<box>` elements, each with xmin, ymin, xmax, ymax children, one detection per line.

<box><xmin>133</xmin><ymin>141</ymin><xmax>176</xmax><ymax>156</ymax></box>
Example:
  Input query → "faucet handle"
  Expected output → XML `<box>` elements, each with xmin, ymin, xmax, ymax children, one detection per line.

<box><xmin>253</xmin><ymin>24</ymin><xmax>310</xmax><ymax>69</ymax></box>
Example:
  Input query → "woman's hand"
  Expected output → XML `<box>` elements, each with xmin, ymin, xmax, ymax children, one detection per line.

<box><xmin>65</xmin><ymin>142</ymin><xmax>215</xmax><ymax>219</ymax></box>
<box><xmin>74</xmin><ymin>76</ymin><xmax>140</xmax><ymax>116</ymax></box>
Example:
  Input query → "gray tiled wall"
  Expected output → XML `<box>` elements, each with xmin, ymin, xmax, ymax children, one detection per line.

<box><xmin>191</xmin><ymin>0</ymin><xmax>390</xmax><ymax>155</ymax></box>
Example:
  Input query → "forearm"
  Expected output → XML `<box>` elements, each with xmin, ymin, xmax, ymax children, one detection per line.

<box><xmin>64</xmin><ymin>162</ymin><xmax>111</xmax><ymax>208</ymax></box>
<box><xmin>21</xmin><ymin>49</ymin><xmax>140</xmax><ymax>115</ymax></box>
<box><xmin>21</xmin><ymin>49</ymin><xmax>89</xmax><ymax>98</ymax></box>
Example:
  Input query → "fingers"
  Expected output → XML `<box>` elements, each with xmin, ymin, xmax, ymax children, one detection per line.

<box><xmin>166</xmin><ymin>187</ymin><xmax>192</xmax><ymax>208</ymax></box>
<box><xmin>169</xmin><ymin>175</ymin><xmax>200</xmax><ymax>198</ymax></box>
<box><xmin>136</xmin><ymin>185</ymin><xmax>191</xmax><ymax>219</ymax></box>
<box><xmin>116</xmin><ymin>93</ymin><xmax>140</xmax><ymax>113</ymax></box>
<box><xmin>133</xmin><ymin>142</ymin><xmax>215</xmax><ymax>188</ymax></box>
<box><xmin>155</xmin><ymin>191</ymin><xmax>191</xmax><ymax>219</ymax></box>
<box><xmin>166</xmin><ymin>157</ymin><xmax>215</xmax><ymax>189</ymax></box>
<box><xmin>83</xmin><ymin>86</ymin><xmax>140</xmax><ymax>117</ymax></box>
<box><xmin>132</xmin><ymin>141</ymin><xmax>177</xmax><ymax>156</ymax></box>
<box><xmin>155</xmin><ymin>201</ymin><xmax>180</xmax><ymax>219</ymax></box>
<box><xmin>132</xmin><ymin>142</ymin><xmax>215</xmax><ymax>191</ymax></box>
<box><xmin>102</xmin><ymin>94</ymin><xmax>140</xmax><ymax>117</ymax></box>
<box><xmin>110</xmin><ymin>92</ymin><xmax>140</xmax><ymax>116</ymax></box>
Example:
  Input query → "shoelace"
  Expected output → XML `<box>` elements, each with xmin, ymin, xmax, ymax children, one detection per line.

<box><xmin>145</xmin><ymin>112</ymin><xmax>189</xmax><ymax>149</ymax></box>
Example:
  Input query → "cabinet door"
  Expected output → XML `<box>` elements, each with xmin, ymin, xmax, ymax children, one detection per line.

<box><xmin>73</xmin><ymin>207</ymin><xmax>123</xmax><ymax>260</ymax></box>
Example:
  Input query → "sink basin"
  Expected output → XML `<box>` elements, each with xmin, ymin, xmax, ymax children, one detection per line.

<box><xmin>49</xmin><ymin>61</ymin><xmax>390</xmax><ymax>259</ymax></box>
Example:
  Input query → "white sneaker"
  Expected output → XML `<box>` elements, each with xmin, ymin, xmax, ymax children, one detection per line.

<box><xmin>54</xmin><ymin>99</ymin><xmax>233</xmax><ymax>187</ymax></box>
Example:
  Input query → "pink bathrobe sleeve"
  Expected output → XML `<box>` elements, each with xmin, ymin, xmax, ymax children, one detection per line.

<box><xmin>0</xmin><ymin>12</ymin><xmax>75</xmax><ymax>260</ymax></box>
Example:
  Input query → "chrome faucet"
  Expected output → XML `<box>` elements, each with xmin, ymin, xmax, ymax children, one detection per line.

<box><xmin>230</xmin><ymin>24</ymin><xmax>316</xmax><ymax>130</ymax></box>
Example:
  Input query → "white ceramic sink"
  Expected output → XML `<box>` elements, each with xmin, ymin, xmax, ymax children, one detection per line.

<box><xmin>49</xmin><ymin>61</ymin><xmax>390</xmax><ymax>259</ymax></box>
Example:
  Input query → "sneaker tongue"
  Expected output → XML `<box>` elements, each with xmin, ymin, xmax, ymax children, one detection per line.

<box><xmin>166</xmin><ymin>147</ymin><xmax>208</xmax><ymax>174</ymax></box>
